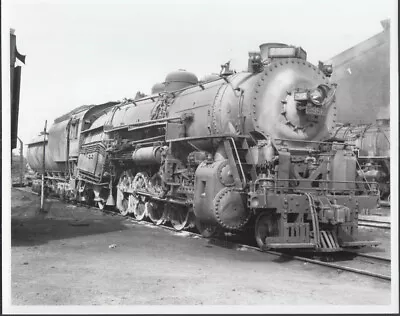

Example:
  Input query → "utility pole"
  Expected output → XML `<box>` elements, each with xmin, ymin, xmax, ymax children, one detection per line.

<box><xmin>17</xmin><ymin>137</ymin><xmax>24</xmax><ymax>186</ymax></box>
<box><xmin>40</xmin><ymin>120</ymin><xmax>48</xmax><ymax>212</ymax></box>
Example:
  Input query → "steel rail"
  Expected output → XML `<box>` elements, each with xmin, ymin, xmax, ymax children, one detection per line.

<box><xmin>344</xmin><ymin>251</ymin><xmax>390</xmax><ymax>262</ymax></box>
<box><xmin>358</xmin><ymin>219</ymin><xmax>390</xmax><ymax>230</ymax></box>
<box><xmin>262</xmin><ymin>250</ymin><xmax>391</xmax><ymax>281</ymax></box>
<box><xmin>379</xmin><ymin>200</ymin><xmax>390</xmax><ymax>208</ymax></box>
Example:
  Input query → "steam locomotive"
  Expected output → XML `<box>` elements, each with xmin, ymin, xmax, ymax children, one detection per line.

<box><xmin>331</xmin><ymin>118</ymin><xmax>390</xmax><ymax>201</ymax></box>
<box><xmin>326</xmin><ymin>20</ymin><xmax>391</xmax><ymax>204</ymax></box>
<box><xmin>27</xmin><ymin>43</ymin><xmax>380</xmax><ymax>252</ymax></box>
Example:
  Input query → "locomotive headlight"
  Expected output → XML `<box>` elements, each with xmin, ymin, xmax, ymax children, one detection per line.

<box><xmin>308</xmin><ymin>88</ymin><xmax>325</xmax><ymax>105</ymax></box>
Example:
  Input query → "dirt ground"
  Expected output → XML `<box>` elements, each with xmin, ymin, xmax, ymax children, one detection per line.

<box><xmin>8</xmin><ymin>188</ymin><xmax>392</xmax><ymax>306</ymax></box>
<box><xmin>357</xmin><ymin>226</ymin><xmax>391</xmax><ymax>257</ymax></box>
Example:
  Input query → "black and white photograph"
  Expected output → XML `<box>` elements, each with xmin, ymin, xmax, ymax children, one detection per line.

<box><xmin>2</xmin><ymin>0</ymin><xmax>398</xmax><ymax>313</ymax></box>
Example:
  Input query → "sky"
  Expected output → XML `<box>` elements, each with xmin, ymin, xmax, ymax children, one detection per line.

<box><xmin>3</xmin><ymin>0</ymin><xmax>396</xmax><ymax>153</ymax></box>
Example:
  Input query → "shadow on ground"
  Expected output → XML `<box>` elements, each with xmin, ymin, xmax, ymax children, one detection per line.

<box><xmin>11</xmin><ymin>189</ymin><xmax>129</xmax><ymax>247</ymax></box>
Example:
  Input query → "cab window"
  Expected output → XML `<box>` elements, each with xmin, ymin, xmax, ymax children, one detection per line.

<box><xmin>69</xmin><ymin>119</ymin><xmax>79</xmax><ymax>140</ymax></box>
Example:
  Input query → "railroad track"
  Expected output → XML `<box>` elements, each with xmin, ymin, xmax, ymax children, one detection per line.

<box><xmin>107</xmin><ymin>211</ymin><xmax>392</xmax><ymax>282</ymax></box>
<box><xmin>337</xmin><ymin>252</ymin><xmax>391</xmax><ymax>280</ymax></box>
<box><xmin>358</xmin><ymin>218</ymin><xmax>390</xmax><ymax>230</ymax></box>
<box><xmin>14</xmin><ymin>187</ymin><xmax>391</xmax><ymax>282</ymax></box>
<box><xmin>379</xmin><ymin>200</ymin><xmax>390</xmax><ymax>208</ymax></box>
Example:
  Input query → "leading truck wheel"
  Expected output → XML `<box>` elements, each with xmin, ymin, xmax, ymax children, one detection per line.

<box><xmin>254</xmin><ymin>212</ymin><xmax>280</xmax><ymax>250</ymax></box>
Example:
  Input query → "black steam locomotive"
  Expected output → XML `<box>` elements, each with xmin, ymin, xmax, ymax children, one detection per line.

<box><xmin>27</xmin><ymin>43</ymin><xmax>379</xmax><ymax>252</ymax></box>
<box><xmin>326</xmin><ymin>20</ymin><xmax>391</xmax><ymax>203</ymax></box>
<box><xmin>331</xmin><ymin>119</ymin><xmax>390</xmax><ymax>201</ymax></box>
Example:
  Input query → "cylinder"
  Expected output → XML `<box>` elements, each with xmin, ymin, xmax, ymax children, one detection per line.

<box><xmin>131</xmin><ymin>146</ymin><xmax>162</xmax><ymax>165</ymax></box>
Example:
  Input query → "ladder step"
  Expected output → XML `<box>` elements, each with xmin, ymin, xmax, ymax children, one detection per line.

<box><xmin>225</xmin><ymin>138</ymin><xmax>257</xmax><ymax>186</ymax></box>
<box><xmin>224</xmin><ymin>139</ymin><xmax>244</xmax><ymax>188</ymax></box>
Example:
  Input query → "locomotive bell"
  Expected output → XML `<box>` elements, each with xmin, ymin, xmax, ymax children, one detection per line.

<box><xmin>248</xmin><ymin>51</ymin><xmax>263</xmax><ymax>73</ymax></box>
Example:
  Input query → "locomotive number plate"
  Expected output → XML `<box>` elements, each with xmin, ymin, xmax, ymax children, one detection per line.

<box><xmin>306</xmin><ymin>105</ymin><xmax>325</xmax><ymax>116</ymax></box>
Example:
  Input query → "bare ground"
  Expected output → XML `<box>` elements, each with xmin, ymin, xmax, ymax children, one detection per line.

<box><xmin>10</xmin><ymin>188</ymin><xmax>391</xmax><ymax>305</ymax></box>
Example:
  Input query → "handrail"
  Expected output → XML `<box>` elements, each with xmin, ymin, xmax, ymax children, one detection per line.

<box><xmin>128</xmin><ymin>116</ymin><xmax>181</xmax><ymax>128</ymax></box>
<box><xmin>275</xmin><ymin>138</ymin><xmax>353</xmax><ymax>146</ymax></box>
<box><xmin>229</xmin><ymin>137</ymin><xmax>247</xmax><ymax>188</ymax></box>
<box><xmin>112</xmin><ymin>76</ymin><xmax>226</xmax><ymax>107</ymax></box>
<box><xmin>254</xmin><ymin>177</ymin><xmax>379</xmax><ymax>186</ymax></box>
<box><xmin>355</xmin><ymin>159</ymin><xmax>373</xmax><ymax>192</ymax></box>
<box><xmin>253</xmin><ymin>177</ymin><xmax>380</xmax><ymax>194</ymax></box>
<box><xmin>104</xmin><ymin>116</ymin><xmax>181</xmax><ymax>133</ymax></box>
<box><xmin>128</xmin><ymin>122</ymin><xmax>167</xmax><ymax>132</ymax></box>
<box><xmin>304</xmin><ymin>193</ymin><xmax>320</xmax><ymax>247</ymax></box>
<box><xmin>167</xmin><ymin>134</ymin><xmax>248</xmax><ymax>143</ymax></box>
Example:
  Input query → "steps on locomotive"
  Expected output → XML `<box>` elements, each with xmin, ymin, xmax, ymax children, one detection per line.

<box><xmin>264</xmin><ymin>228</ymin><xmax>343</xmax><ymax>252</ymax></box>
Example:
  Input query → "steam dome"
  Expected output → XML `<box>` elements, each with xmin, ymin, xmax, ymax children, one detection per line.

<box><xmin>164</xmin><ymin>69</ymin><xmax>198</xmax><ymax>92</ymax></box>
